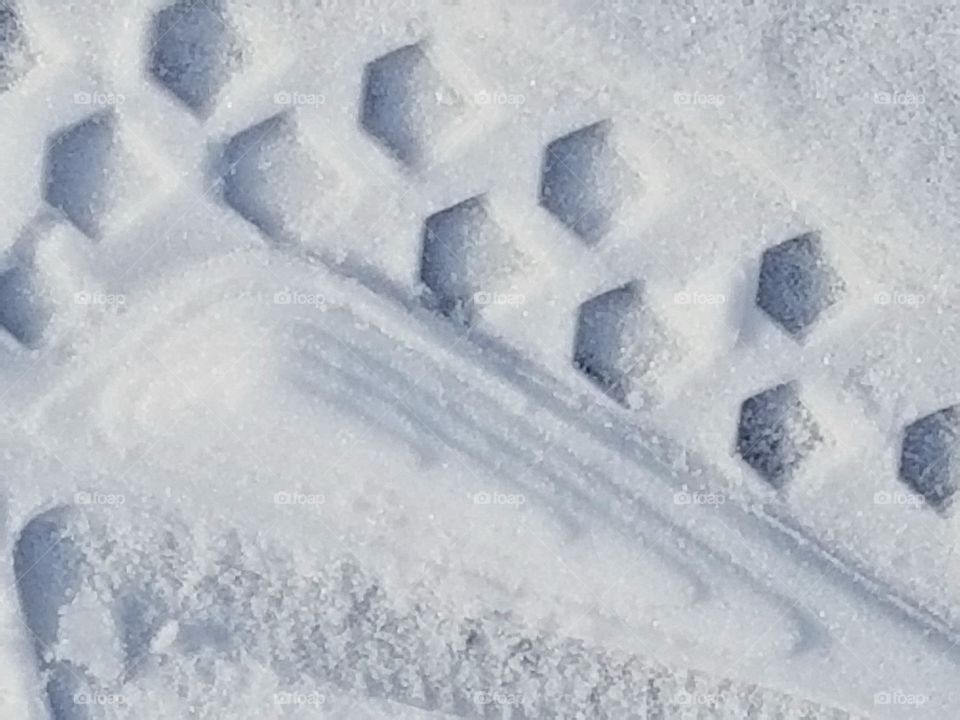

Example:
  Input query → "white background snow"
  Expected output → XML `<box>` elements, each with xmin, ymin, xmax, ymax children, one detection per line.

<box><xmin>0</xmin><ymin>0</ymin><xmax>958</xmax><ymax>718</ymax></box>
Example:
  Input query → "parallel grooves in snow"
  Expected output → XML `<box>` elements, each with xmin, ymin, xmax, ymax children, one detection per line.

<box><xmin>16</xmin><ymin>253</ymin><xmax>960</xmax><ymax>716</ymax></box>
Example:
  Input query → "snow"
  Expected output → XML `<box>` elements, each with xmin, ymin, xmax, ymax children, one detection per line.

<box><xmin>0</xmin><ymin>0</ymin><xmax>957</xmax><ymax>718</ymax></box>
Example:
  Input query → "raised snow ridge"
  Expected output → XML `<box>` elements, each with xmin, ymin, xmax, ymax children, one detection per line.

<box><xmin>756</xmin><ymin>232</ymin><xmax>845</xmax><ymax>338</ymax></box>
<box><xmin>737</xmin><ymin>382</ymin><xmax>823</xmax><ymax>488</ymax></box>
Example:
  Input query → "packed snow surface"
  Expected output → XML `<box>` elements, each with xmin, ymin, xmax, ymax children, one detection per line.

<box><xmin>0</xmin><ymin>1</ymin><xmax>958</xmax><ymax>718</ymax></box>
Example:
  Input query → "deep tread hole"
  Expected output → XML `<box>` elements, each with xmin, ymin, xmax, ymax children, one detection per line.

<box><xmin>900</xmin><ymin>405</ymin><xmax>960</xmax><ymax>513</ymax></box>
<box><xmin>756</xmin><ymin>232</ymin><xmax>845</xmax><ymax>338</ymax></box>
<box><xmin>737</xmin><ymin>382</ymin><xmax>823</xmax><ymax>488</ymax></box>
<box><xmin>539</xmin><ymin>121</ymin><xmax>635</xmax><ymax>245</ymax></box>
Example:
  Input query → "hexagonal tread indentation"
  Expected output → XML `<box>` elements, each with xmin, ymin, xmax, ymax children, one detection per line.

<box><xmin>149</xmin><ymin>0</ymin><xmax>245</xmax><ymax>117</ymax></box>
<box><xmin>736</xmin><ymin>382</ymin><xmax>823</xmax><ymax>488</ymax></box>
<box><xmin>0</xmin><ymin>2</ymin><xmax>34</xmax><ymax>92</ymax></box>
<box><xmin>900</xmin><ymin>405</ymin><xmax>960</xmax><ymax>513</ymax></box>
<box><xmin>360</xmin><ymin>42</ymin><xmax>466</xmax><ymax>168</ymax></box>
<box><xmin>44</xmin><ymin>112</ymin><xmax>162</xmax><ymax>239</ymax></box>
<box><xmin>756</xmin><ymin>232</ymin><xmax>845</xmax><ymax>339</ymax></box>
<box><xmin>573</xmin><ymin>281</ymin><xmax>678</xmax><ymax>408</ymax></box>
<box><xmin>539</xmin><ymin>121</ymin><xmax>638</xmax><ymax>245</ymax></box>
<box><xmin>420</xmin><ymin>195</ymin><xmax>528</xmax><ymax>324</ymax></box>
<box><xmin>221</xmin><ymin>112</ymin><xmax>341</xmax><ymax>245</ymax></box>
<box><xmin>0</xmin><ymin>223</ymin><xmax>87</xmax><ymax>347</ymax></box>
